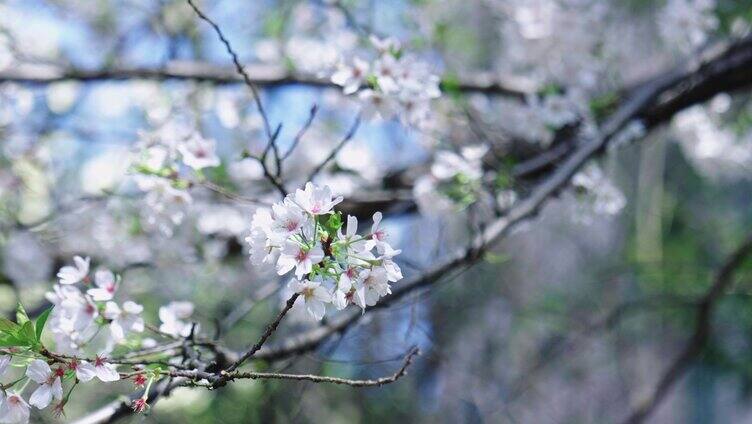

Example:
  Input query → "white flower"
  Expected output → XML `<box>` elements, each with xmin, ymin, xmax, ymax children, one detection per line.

<box><xmin>364</xmin><ymin>212</ymin><xmax>389</xmax><ymax>253</ymax></box>
<box><xmin>45</xmin><ymin>285</ymin><xmax>99</xmax><ymax>350</ymax></box>
<box><xmin>159</xmin><ymin>301</ymin><xmax>194</xmax><ymax>338</ymax></box>
<box><xmin>431</xmin><ymin>145</ymin><xmax>487</xmax><ymax>181</ymax></box>
<box><xmin>86</xmin><ymin>269</ymin><xmax>117</xmax><ymax>301</ymax></box>
<box><xmin>104</xmin><ymin>301</ymin><xmax>145</xmax><ymax>342</ymax></box>
<box><xmin>68</xmin><ymin>359</ymin><xmax>96</xmax><ymax>382</ymax></box>
<box><xmin>270</xmin><ymin>200</ymin><xmax>311</xmax><ymax>239</ymax></box>
<box><xmin>56</xmin><ymin>256</ymin><xmax>90</xmax><ymax>285</ymax></box>
<box><xmin>177</xmin><ymin>133</ymin><xmax>220</xmax><ymax>170</ymax></box>
<box><xmin>290</xmin><ymin>279</ymin><xmax>331</xmax><ymax>320</ymax></box>
<box><xmin>331</xmin><ymin>57</ymin><xmax>369</xmax><ymax>95</ymax></box>
<box><xmin>293</xmin><ymin>182</ymin><xmax>343</xmax><ymax>215</ymax></box>
<box><xmin>26</xmin><ymin>360</ymin><xmax>63</xmax><ymax>409</ymax></box>
<box><xmin>358</xmin><ymin>89</ymin><xmax>397</xmax><ymax>120</ymax></box>
<box><xmin>84</xmin><ymin>356</ymin><xmax>120</xmax><ymax>382</ymax></box>
<box><xmin>337</xmin><ymin>215</ymin><xmax>365</xmax><ymax>252</ymax></box>
<box><xmin>377</xmin><ymin>244</ymin><xmax>403</xmax><ymax>283</ymax></box>
<box><xmin>370</xmin><ymin>35</ymin><xmax>401</xmax><ymax>55</ymax></box>
<box><xmin>333</xmin><ymin>266</ymin><xmax>362</xmax><ymax>310</ymax></box>
<box><xmin>140</xmin><ymin>177</ymin><xmax>193</xmax><ymax>236</ymax></box>
<box><xmin>0</xmin><ymin>392</ymin><xmax>30</xmax><ymax>424</ymax></box>
<box><xmin>277</xmin><ymin>241</ymin><xmax>325</xmax><ymax>279</ymax></box>
<box><xmin>357</xmin><ymin>267</ymin><xmax>391</xmax><ymax>307</ymax></box>
<box><xmin>0</xmin><ymin>355</ymin><xmax>9</xmax><ymax>377</ymax></box>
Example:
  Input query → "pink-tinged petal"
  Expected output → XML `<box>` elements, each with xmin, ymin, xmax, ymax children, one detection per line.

<box><xmin>26</xmin><ymin>360</ymin><xmax>50</xmax><ymax>384</ymax></box>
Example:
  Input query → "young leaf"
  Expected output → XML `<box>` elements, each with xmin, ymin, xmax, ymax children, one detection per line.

<box><xmin>16</xmin><ymin>303</ymin><xmax>30</xmax><ymax>326</ymax></box>
<box><xmin>34</xmin><ymin>307</ymin><xmax>53</xmax><ymax>342</ymax></box>
<box><xmin>0</xmin><ymin>317</ymin><xmax>19</xmax><ymax>334</ymax></box>
<box><xmin>20</xmin><ymin>321</ymin><xmax>35</xmax><ymax>345</ymax></box>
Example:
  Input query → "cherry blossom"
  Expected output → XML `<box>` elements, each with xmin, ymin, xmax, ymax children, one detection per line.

<box><xmin>276</xmin><ymin>240</ymin><xmax>325</xmax><ymax>279</ymax></box>
<box><xmin>26</xmin><ymin>360</ymin><xmax>63</xmax><ymax>409</ymax></box>
<box><xmin>293</xmin><ymin>182</ymin><xmax>343</xmax><ymax>215</ymax></box>
<box><xmin>0</xmin><ymin>355</ymin><xmax>9</xmax><ymax>377</ymax></box>
<box><xmin>86</xmin><ymin>269</ymin><xmax>118</xmax><ymax>301</ymax></box>
<box><xmin>246</xmin><ymin>183</ymin><xmax>403</xmax><ymax>319</ymax></box>
<box><xmin>177</xmin><ymin>133</ymin><xmax>220</xmax><ymax>170</ymax></box>
<box><xmin>56</xmin><ymin>256</ymin><xmax>90</xmax><ymax>285</ymax></box>
<box><xmin>159</xmin><ymin>301</ymin><xmax>194</xmax><ymax>338</ymax></box>
<box><xmin>290</xmin><ymin>279</ymin><xmax>331</xmax><ymax>321</ymax></box>
<box><xmin>0</xmin><ymin>392</ymin><xmax>30</xmax><ymax>424</ymax></box>
<box><xmin>104</xmin><ymin>301</ymin><xmax>145</xmax><ymax>342</ymax></box>
<box><xmin>331</xmin><ymin>57</ymin><xmax>369</xmax><ymax>95</ymax></box>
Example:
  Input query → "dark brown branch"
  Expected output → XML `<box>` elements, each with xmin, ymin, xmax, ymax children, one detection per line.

<box><xmin>0</xmin><ymin>63</ymin><xmax>530</xmax><ymax>98</ymax></box>
<box><xmin>249</xmin><ymin>34</ymin><xmax>752</xmax><ymax>363</ymax></box>
<box><xmin>621</xmin><ymin>234</ymin><xmax>752</xmax><ymax>424</ymax></box>
<box><xmin>223</xmin><ymin>293</ymin><xmax>300</xmax><ymax>374</ymax></box>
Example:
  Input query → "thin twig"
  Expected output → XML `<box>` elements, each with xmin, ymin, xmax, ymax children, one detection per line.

<box><xmin>308</xmin><ymin>113</ymin><xmax>361</xmax><ymax>181</ymax></box>
<box><xmin>282</xmin><ymin>104</ymin><xmax>318</xmax><ymax>161</ymax></box>
<box><xmin>224</xmin><ymin>293</ymin><xmax>300</xmax><ymax>374</ymax></box>
<box><xmin>186</xmin><ymin>0</ymin><xmax>273</xmax><ymax>140</ymax></box>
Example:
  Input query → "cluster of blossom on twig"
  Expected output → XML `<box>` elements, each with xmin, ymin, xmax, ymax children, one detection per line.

<box><xmin>130</xmin><ymin>118</ymin><xmax>221</xmax><ymax>236</ymax></box>
<box><xmin>331</xmin><ymin>36</ymin><xmax>441</xmax><ymax>128</ymax></box>
<box><xmin>0</xmin><ymin>256</ymin><xmax>196</xmax><ymax>422</ymax></box>
<box><xmin>246</xmin><ymin>182</ymin><xmax>403</xmax><ymax>320</ymax></box>
<box><xmin>414</xmin><ymin>144</ymin><xmax>515</xmax><ymax>215</ymax></box>
<box><xmin>570</xmin><ymin>162</ymin><xmax>626</xmax><ymax>222</ymax></box>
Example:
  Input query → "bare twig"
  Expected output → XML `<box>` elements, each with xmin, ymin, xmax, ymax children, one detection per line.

<box><xmin>308</xmin><ymin>113</ymin><xmax>361</xmax><ymax>181</ymax></box>
<box><xmin>186</xmin><ymin>0</ymin><xmax>273</xmax><ymax>140</ymax></box>
<box><xmin>282</xmin><ymin>104</ymin><xmax>319</xmax><ymax>162</ymax></box>
<box><xmin>224</xmin><ymin>293</ymin><xmax>300</xmax><ymax>374</ymax></box>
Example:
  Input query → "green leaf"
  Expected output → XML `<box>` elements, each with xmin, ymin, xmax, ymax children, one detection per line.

<box><xmin>20</xmin><ymin>321</ymin><xmax>35</xmax><ymax>343</ymax></box>
<box><xmin>16</xmin><ymin>303</ymin><xmax>29</xmax><ymax>326</ymax></box>
<box><xmin>0</xmin><ymin>317</ymin><xmax>19</xmax><ymax>334</ymax></box>
<box><xmin>34</xmin><ymin>307</ymin><xmax>53</xmax><ymax>342</ymax></box>
<box><xmin>0</xmin><ymin>334</ymin><xmax>26</xmax><ymax>348</ymax></box>
<box><xmin>322</xmin><ymin>212</ymin><xmax>343</xmax><ymax>236</ymax></box>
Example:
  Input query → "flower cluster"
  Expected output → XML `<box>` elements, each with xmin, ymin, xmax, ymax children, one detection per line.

<box><xmin>0</xmin><ymin>255</ymin><xmax>198</xmax><ymax>423</ymax></box>
<box><xmin>331</xmin><ymin>36</ymin><xmax>441</xmax><ymax>128</ymax></box>
<box><xmin>46</xmin><ymin>256</ymin><xmax>145</xmax><ymax>355</ymax></box>
<box><xmin>414</xmin><ymin>145</ymin><xmax>491</xmax><ymax>215</ymax></box>
<box><xmin>130</xmin><ymin>119</ymin><xmax>220</xmax><ymax>236</ymax></box>
<box><xmin>571</xmin><ymin>162</ymin><xmax>626</xmax><ymax>220</ymax></box>
<box><xmin>246</xmin><ymin>182</ymin><xmax>403</xmax><ymax>320</ymax></box>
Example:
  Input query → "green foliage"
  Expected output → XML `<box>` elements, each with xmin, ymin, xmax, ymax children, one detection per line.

<box><xmin>0</xmin><ymin>304</ymin><xmax>51</xmax><ymax>350</ymax></box>
<box><xmin>321</xmin><ymin>211</ymin><xmax>343</xmax><ymax>237</ymax></box>
<box><xmin>439</xmin><ymin>73</ymin><xmax>462</xmax><ymax>100</ymax></box>
<box><xmin>589</xmin><ymin>91</ymin><xmax>620</xmax><ymax>121</ymax></box>
<box><xmin>716</xmin><ymin>1</ymin><xmax>752</xmax><ymax>34</ymax></box>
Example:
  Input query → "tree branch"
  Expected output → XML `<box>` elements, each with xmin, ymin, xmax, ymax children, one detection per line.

<box><xmin>621</xmin><ymin>234</ymin><xmax>752</xmax><ymax>424</ymax></box>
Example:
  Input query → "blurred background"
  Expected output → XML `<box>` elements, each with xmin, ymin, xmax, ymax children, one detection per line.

<box><xmin>1</xmin><ymin>0</ymin><xmax>752</xmax><ymax>422</ymax></box>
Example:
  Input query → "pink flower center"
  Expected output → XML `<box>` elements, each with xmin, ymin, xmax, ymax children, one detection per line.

<box><xmin>9</xmin><ymin>396</ymin><xmax>20</xmax><ymax>405</ymax></box>
<box><xmin>85</xmin><ymin>304</ymin><xmax>96</xmax><ymax>316</ymax></box>
<box><xmin>296</xmin><ymin>249</ymin><xmax>308</xmax><ymax>262</ymax></box>
<box><xmin>95</xmin><ymin>356</ymin><xmax>106</xmax><ymax>367</ymax></box>
<box><xmin>285</xmin><ymin>220</ymin><xmax>298</xmax><ymax>231</ymax></box>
